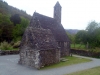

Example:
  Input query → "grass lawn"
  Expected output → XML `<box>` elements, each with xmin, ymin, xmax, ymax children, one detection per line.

<box><xmin>65</xmin><ymin>66</ymin><xmax>100</xmax><ymax>75</ymax></box>
<box><xmin>41</xmin><ymin>56</ymin><xmax>91</xmax><ymax>70</ymax></box>
<box><xmin>71</xmin><ymin>44</ymin><xmax>86</xmax><ymax>50</ymax></box>
<box><xmin>71</xmin><ymin>44</ymin><xmax>100</xmax><ymax>52</ymax></box>
<box><xmin>71</xmin><ymin>44</ymin><xmax>100</xmax><ymax>53</ymax></box>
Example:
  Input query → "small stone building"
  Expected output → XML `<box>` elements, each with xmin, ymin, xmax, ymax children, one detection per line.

<box><xmin>30</xmin><ymin>1</ymin><xmax>70</xmax><ymax>57</ymax></box>
<box><xmin>19</xmin><ymin>26</ymin><xmax>60</xmax><ymax>69</ymax></box>
<box><xmin>19</xmin><ymin>1</ymin><xmax>70</xmax><ymax>69</ymax></box>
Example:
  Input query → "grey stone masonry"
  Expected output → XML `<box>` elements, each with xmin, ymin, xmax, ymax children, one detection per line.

<box><xmin>19</xmin><ymin>27</ymin><xmax>60</xmax><ymax>69</ymax></box>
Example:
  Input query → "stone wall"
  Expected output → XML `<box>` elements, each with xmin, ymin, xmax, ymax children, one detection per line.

<box><xmin>19</xmin><ymin>48</ymin><xmax>60</xmax><ymax>69</ymax></box>
<box><xmin>58</xmin><ymin>42</ymin><xmax>70</xmax><ymax>57</ymax></box>
<box><xmin>71</xmin><ymin>49</ymin><xmax>100</xmax><ymax>58</ymax></box>
<box><xmin>0</xmin><ymin>50</ymin><xmax>19</xmax><ymax>55</ymax></box>
<box><xmin>39</xmin><ymin>49</ymin><xmax>60</xmax><ymax>67</ymax></box>
<box><xmin>19</xmin><ymin>49</ymin><xmax>37</xmax><ymax>68</ymax></box>
<box><xmin>64</xmin><ymin>42</ymin><xmax>70</xmax><ymax>56</ymax></box>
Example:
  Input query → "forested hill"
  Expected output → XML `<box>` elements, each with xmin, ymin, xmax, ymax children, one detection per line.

<box><xmin>0</xmin><ymin>0</ymin><xmax>31</xmax><ymax>42</ymax></box>
<box><xmin>0</xmin><ymin>0</ymin><xmax>31</xmax><ymax>20</ymax></box>
<box><xmin>65</xmin><ymin>29</ymin><xmax>79</xmax><ymax>34</ymax></box>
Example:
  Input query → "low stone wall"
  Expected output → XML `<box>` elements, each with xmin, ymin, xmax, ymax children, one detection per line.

<box><xmin>0</xmin><ymin>50</ymin><xmax>19</xmax><ymax>55</ymax></box>
<box><xmin>71</xmin><ymin>49</ymin><xmax>100</xmax><ymax>58</ymax></box>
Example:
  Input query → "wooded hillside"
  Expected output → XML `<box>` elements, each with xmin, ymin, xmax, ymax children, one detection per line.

<box><xmin>0</xmin><ymin>0</ymin><xmax>31</xmax><ymax>42</ymax></box>
<box><xmin>0</xmin><ymin>0</ymin><xmax>31</xmax><ymax>20</ymax></box>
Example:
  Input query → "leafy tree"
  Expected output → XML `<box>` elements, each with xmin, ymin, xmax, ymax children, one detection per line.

<box><xmin>75</xmin><ymin>30</ymin><xmax>87</xmax><ymax>44</ymax></box>
<box><xmin>75</xmin><ymin>21</ymin><xmax>100</xmax><ymax>48</ymax></box>
<box><xmin>10</xmin><ymin>14</ymin><xmax>21</xmax><ymax>26</ymax></box>
<box><xmin>0</xmin><ymin>13</ymin><xmax>14</xmax><ymax>42</ymax></box>
<box><xmin>12</xmin><ymin>17</ymin><xmax>29</xmax><ymax>41</ymax></box>
<box><xmin>86</xmin><ymin>21</ymin><xmax>100</xmax><ymax>48</ymax></box>
<box><xmin>67</xmin><ymin>32</ymin><xmax>75</xmax><ymax>43</ymax></box>
<box><xmin>86</xmin><ymin>21</ymin><xmax>99</xmax><ymax>33</ymax></box>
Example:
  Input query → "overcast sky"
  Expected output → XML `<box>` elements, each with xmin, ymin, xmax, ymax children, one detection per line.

<box><xmin>3</xmin><ymin>0</ymin><xmax>100</xmax><ymax>30</ymax></box>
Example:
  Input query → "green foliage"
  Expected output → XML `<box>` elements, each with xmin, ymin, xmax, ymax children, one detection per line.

<box><xmin>13</xmin><ymin>41</ymin><xmax>21</xmax><ymax>48</ymax></box>
<box><xmin>75</xmin><ymin>30</ymin><xmax>87</xmax><ymax>44</ymax></box>
<box><xmin>66</xmin><ymin>32</ymin><xmax>75</xmax><ymax>44</ymax></box>
<box><xmin>0</xmin><ymin>13</ymin><xmax>12</xmax><ymax>25</ymax></box>
<box><xmin>0</xmin><ymin>13</ymin><xmax>29</xmax><ymax>42</ymax></box>
<box><xmin>10</xmin><ymin>14</ymin><xmax>21</xmax><ymax>25</ymax></box>
<box><xmin>86</xmin><ymin>21</ymin><xmax>100</xmax><ymax>48</ymax></box>
<box><xmin>0</xmin><ymin>0</ymin><xmax>30</xmax><ymax>48</ymax></box>
<box><xmin>75</xmin><ymin>21</ymin><xmax>100</xmax><ymax>48</ymax></box>
<box><xmin>0</xmin><ymin>0</ymin><xmax>31</xmax><ymax>20</ymax></box>
<box><xmin>12</xmin><ymin>17</ymin><xmax>29</xmax><ymax>41</ymax></box>
<box><xmin>86</xmin><ymin>21</ymin><xmax>99</xmax><ymax>33</ymax></box>
<box><xmin>0</xmin><ymin>41</ymin><xmax>13</xmax><ymax>50</ymax></box>
<box><xmin>0</xmin><ymin>13</ymin><xmax>14</xmax><ymax>42</ymax></box>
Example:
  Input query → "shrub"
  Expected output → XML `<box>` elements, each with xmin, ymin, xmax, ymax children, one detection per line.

<box><xmin>13</xmin><ymin>41</ymin><xmax>21</xmax><ymax>48</ymax></box>
<box><xmin>0</xmin><ymin>41</ymin><xmax>13</xmax><ymax>50</ymax></box>
<box><xmin>10</xmin><ymin>41</ymin><xmax>14</xmax><ymax>46</ymax></box>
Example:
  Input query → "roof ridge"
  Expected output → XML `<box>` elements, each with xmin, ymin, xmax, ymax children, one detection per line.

<box><xmin>34</xmin><ymin>12</ymin><xmax>54</xmax><ymax>19</ymax></box>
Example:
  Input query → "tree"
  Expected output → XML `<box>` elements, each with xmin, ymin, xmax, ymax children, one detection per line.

<box><xmin>0</xmin><ymin>13</ymin><xmax>14</xmax><ymax>42</ymax></box>
<box><xmin>86</xmin><ymin>21</ymin><xmax>99</xmax><ymax>33</ymax></box>
<box><xmin>12</xmin><ymin>17</ymin><xmax>29</xmax><ymax>41</ymax></box>
<box><xmin>85</xmin><ymin>21</ymin><xmax>100</xmax><ymax>48</ymax></box>
<box><xmin>10</xmin><ymin>14</ymin><xmax>21</xmax><ymax>26</ymax></box>
<box><xmin>75</xmin><ymin>30</ymin><xmax>87</xmax><ymax>44</ymax></box>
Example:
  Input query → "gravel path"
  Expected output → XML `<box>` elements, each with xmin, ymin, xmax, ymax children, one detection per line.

<box><xmin>0</xmin><ymin>55</ymin><xmax>100</xmax><ymax>75</ymax></box>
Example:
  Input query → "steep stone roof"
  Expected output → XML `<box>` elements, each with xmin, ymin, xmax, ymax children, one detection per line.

<box><xmin>20</xmin><ymin>27</ymin><xmax>58</xmax><ymax>50</ymax></box>
<box><xmin>30</xmin><ymin>12</ymin><xmax>70</xmax><ymax>42</ymax></box>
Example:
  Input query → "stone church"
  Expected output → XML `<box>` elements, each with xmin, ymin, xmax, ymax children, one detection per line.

<box><xmin>19</xmin><ymin>1</ymin><xmax>70</xmax><ymax>69</ymax></box>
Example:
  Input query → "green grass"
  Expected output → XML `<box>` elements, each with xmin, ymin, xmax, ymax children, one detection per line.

<box><xmin>71</xmin><ymin>44</ymin><xmax>100</xmax><ymax>53</ymax></box>
<box><xmin>65</xmin><ymin>66</ymin><xmax>100</xmax><ymax>75</ymax></box>
<box><xmin>71</xmin><ymin>44</ymin><xmax>86</xmax><ymax>50</ymax></box>
<box><xmin>41</xmin><ymin>56</ymin><xmax>91</xmax><ymax>70</ymax></box>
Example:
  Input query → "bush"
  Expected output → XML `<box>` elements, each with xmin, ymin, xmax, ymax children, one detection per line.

<box><xmin>13</xmin><ymin>41</ymin><xmax>21</xmax><ymax>48</ymax></box>
<box><xmin>0</xmin><ymin>41</ymin><xmax>13</xmax><ymax>50</ymax></box>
